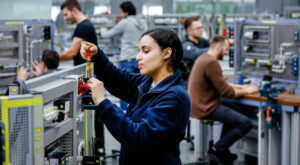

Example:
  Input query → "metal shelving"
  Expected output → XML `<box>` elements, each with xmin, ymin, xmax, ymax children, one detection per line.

<box><xmin>44</xmin><ymin>119</ymin><xmax>74</xmax><ymax>146</ymax></box>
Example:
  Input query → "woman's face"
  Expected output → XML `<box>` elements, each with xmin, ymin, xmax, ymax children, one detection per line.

<box><xmin>136</xmin><ymin>35</ymin><xmax>165</xmax><ymax>77</ymax></box>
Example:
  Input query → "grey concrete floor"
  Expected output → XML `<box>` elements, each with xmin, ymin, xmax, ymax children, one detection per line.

<box><xmin>102</xmin><ymin>126</ymin><xmax>253</xmax><ymax>165</ymax></box>
<box><xmin>101</xmin><ymin>87</ymin><xmax>255</xmax><ymax>165</ymax></box>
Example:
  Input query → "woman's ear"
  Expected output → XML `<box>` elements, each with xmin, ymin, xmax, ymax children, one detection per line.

<box><xmin>163</xmin><ymin>47</ymin><xmax>172</xmax><ymax>60</ymax></box>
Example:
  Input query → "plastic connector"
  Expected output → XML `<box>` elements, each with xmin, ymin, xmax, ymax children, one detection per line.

<box><xmin>78</xmin><ymin>81</ymin><xmax>88</xmax><ymax>95</ymax></box>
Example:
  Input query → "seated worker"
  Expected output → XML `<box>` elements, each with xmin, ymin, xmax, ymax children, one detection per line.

<box><xmin>17</xmin><ymin>50</ymin><xmax>59</xmax><ymax>81</ymax></box>
<box><xmin>80</xmin><ymin>28</ymin><xmax>190</xmax><ymax>164</ymax></box>
<box><xmin>10</xmin><ymin>50</ymin><xmax>59</xmax><ymax>96</ymax></box>
<box><xmin>182</xmin><ymin>16</ymin><xmax>209</xmax><ymax>71</ymax></box>
<box><xmin>188</xmin><ymin>35</ymin><xmax>259</xmax><ymax>164</ymax></box>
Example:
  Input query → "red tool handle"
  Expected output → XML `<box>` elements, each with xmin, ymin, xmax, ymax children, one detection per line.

<box><xmin>87</xmin><ymin>47</ymin><xmax>91</xmax><ymax>78</ymax></box>
<box><xmin>78</xmin><ymin>81</ymin><xmax>88</xmax><ymax>94</ymax></box>
<box><xmin>266</xmin><ymin>106</ymin><xmax>271</xmax><ymax>121</ymax></box>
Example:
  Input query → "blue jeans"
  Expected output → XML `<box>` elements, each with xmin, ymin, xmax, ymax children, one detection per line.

<box><xmin>205</xmin><ymin>104</ymin><xmax>252</xmax><ymax>151</ymax></box>
<box><xmin>119</xmin><ymin>59</ymin><xmax>139</xmax><ymax>110</ymax></box>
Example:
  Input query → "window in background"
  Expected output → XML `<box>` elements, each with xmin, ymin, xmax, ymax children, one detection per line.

<box><xmin>174</xmin><ymin>0</ymin><xmax>255</xmax><ymax>14</ymax></box>
<box><xmin>94</xmin><ymin>5</ymin><xmax>111</xmax><ymax>15</ymax></box>
<box><xmin>51</xmin><ymin>6</ymin><xmax>60</xmax><ymax>21</ymax></box>
<box><xmin>142</xmin><ymin>5</ymin><xmax>163</xmax><ymax>16</ymax></box>
<box><xmin>0</xmin><ymin>0</ymin><xmax>51</xmax><ymax>20</ymax></box>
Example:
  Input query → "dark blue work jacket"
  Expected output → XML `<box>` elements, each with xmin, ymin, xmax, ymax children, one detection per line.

<box><xmin>92</xmin><ymin>48</ymin><xmax>191</xmax><ymax>165</ymax></box>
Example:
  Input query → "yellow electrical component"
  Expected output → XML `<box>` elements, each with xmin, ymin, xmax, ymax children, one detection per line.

<box><xmin>5</xmin><ymin>22</ymin><xmax>24</xmax><ymax>25</ymax></box>
<box><xmin>36</xmin><ymin>148</ymin><xmax>43</xmax><ymax>153</ymax></box>
<box><xmin>35</xmin><ymin>128</ymin><xmax>42</xmax><ymax>133</ymax></box>
<box><xmin>267</xmin><ymin>61</ymin><xmax>272</xmax><ymax>66</ymax></box>
<box><xmin>262</xmin><ymin>21</ymin><xmax>276</xmax><ymax>24</ymax></box>
<box><xmin>35</xmin><ymin>136</ymin><xmax>42</xmax><ymax>141</ymax></box>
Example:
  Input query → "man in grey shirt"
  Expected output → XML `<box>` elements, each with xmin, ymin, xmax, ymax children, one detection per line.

<box><xmin>100</xmin><ymin>1</ymin><xmax>147</xmax><ymax>110</ymax></box>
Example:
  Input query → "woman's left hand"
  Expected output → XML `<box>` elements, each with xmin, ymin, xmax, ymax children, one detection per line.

<box><xmin>87</xmin><ymin>78</ymin><xmax>105</xmax><ymax>105</ymax></box>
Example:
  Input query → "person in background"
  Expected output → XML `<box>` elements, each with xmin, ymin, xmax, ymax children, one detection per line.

<box><xmin>80</xmin><ymin>28</ymin><xmax>190</xmax><ymax>165</ymax></box>
<box><xmin>17</xmin><ymin>50</ymin><xmax>59</xmax><ymax>80</ymax></box>
<box><xmin>182</xmin><ymin>16</ymin><xmax>210</xmax><ymax>72</ymax></box>
<box><xmin>59</xmin><ymin>0</ymin><xmax>98</xmax><ymax>66</ymax></box>
<box><xmin>188</xmin><ymin>35</ymin><xmax>259</xmax><ymax>164</ymax></box>
<box><xmin>99</xmin><ymin>1</ymin><xmax>147</xmax><ymax>110</ymax></box>
<box><xmin>9</xmin><ymin>50</ymin><xmax>59</xmax><ymax>163</ymax></box>
<box><xmin>59</xmin><ymin>0</ymin><xmax>105</xmax><ymax>157</ymax></box>
<box><xmin>181</xmin><ymin>17</ymin><xmax>210</xmax><ymax>147</ymax></box>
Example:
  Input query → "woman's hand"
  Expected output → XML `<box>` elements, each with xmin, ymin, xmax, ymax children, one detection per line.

<box><xmin>80</xmin><ymin>41</ymin><xmax>98</xmax><ymax>60</ymax></box>
<box><xmin>87</xmin><ymin>78</ymin><xmax>105</xmax><ymax>105</ymax></box>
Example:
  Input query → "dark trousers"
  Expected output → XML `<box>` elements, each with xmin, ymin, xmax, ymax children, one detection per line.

<box><xmin>119</xmin><ymin>59</ymin><xmax>139</xmax><ymax>110</ymax></box>
<box><xmin>206</xmin><ymin>104</ymin><xmax>253</xmax><ymax>151</ymax></box>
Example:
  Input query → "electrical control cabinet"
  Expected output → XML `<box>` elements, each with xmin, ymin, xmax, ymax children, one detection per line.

<box><xmin>223</xmin><ymin>13</ymin><xmax>279</xmax><ymax>33</ymax></box>
<box><xmin>0</xmin><ymin>94</ymin><xmax>44</xmax><ymax>165</ymax></box>
<box><xmin>284</xmin><ymin>6</ymin><xmax>300</xmax><ymax>19</ymax></box>
<box><xmin>149</xmin><ymin>14</ymin><xmax>182</xmax><ymax>37</ymax></box>
<box><xmin>222</xmin><ymin>14</ymin><xmax>279</xmax><ymax>68</ymax></box>
<box><xmin>148</xmin><ymin>14</ymin><xmax>205</xmax><ymax>40</ymax></box>
<box><xmin>0</xmin><ymin>64</ymin><xmax>95</xmax><ymax>165</ymax></box>
<box><xmin>0</xmin><ymin>121</ymin><xmax>5</xmax><ymax>165</ymax></box>
<box><xmin>0</xmin><ymin>20</ymin><xmax>54</xmax><ymax>92</ymax></box>
<box><xmin>234</xmin><ymin>20</ymin><xmax>300</xmax><ymax>94</ymax></box>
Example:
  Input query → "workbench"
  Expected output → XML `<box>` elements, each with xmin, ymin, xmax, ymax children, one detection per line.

<box><xmin>221</xmin><ymin>92</ymin><xmax>300</xmax><ymax>165</ymax></box>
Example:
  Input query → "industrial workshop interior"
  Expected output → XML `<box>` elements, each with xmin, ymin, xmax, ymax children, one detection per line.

<box><xmin>1</xmin><ymin>0</ymin><xmax>300</xmax><ymax>165</ymax></box>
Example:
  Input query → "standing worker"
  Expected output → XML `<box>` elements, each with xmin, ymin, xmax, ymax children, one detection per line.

<box><xmin>99</xmin><ymin>1</ymin><xmax>147</xmax><ymax>110</ymax></box>
<box><xmin>59</xmin><ymin>0</ymin><xmax>105</xmax><ymax>159</ymax></box>
<box><xmin>80</xmin><ymin>28</ymin><xmax>190</xmax><ymax>165</ymax></box>
<box><xmin>188</xmin><ymin>35</ymin><xmax>259</xmax><ymax>164</ymax></box>
<box><xmin>59</xmin><ymin>0</ymin><xmax>98</xmax><ymax>66</ymax></box>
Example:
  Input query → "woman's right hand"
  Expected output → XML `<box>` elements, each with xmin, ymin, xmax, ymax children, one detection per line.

<box><xmin>80</xmin><ymin>41</ymin><xmax>98</xmax><ymax>60</ymax></box>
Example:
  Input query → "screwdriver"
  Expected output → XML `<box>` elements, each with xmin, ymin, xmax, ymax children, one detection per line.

<box><xmin>87</xmin><ymin>47</ymin><xmax>91</xmax><ymax>78</ymax></box>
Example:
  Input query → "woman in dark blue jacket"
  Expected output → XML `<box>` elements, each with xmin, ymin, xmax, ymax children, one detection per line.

<box><xmin>80</xmin><ymin>28</ymin><xmax>191</xmax><ymax>165</ymax></box>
